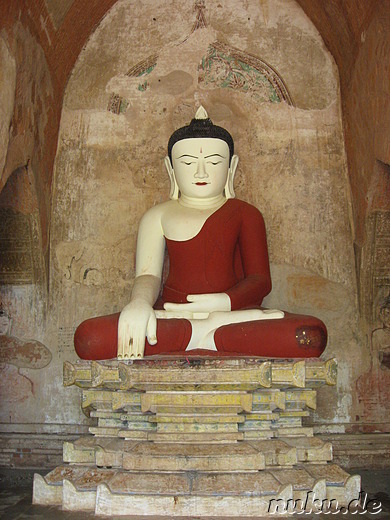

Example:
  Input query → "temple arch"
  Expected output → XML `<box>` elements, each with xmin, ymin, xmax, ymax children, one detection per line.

<box><xmin>50</xmin><ymin>0</ymin><xmax>355</xmax><ymax>392</ymax></box>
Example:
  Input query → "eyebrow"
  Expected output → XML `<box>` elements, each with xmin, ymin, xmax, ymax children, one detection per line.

<box><xmin>176</xmin><ymin>153</ymin><xmax>227</xmax><ymax>159</ymax></box>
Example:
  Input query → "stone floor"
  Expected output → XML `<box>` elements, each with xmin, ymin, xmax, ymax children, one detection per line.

<box><xmin>0</xmin><ymin>468</ymin><xmax>389</xmax><ymax>519</ymax></box>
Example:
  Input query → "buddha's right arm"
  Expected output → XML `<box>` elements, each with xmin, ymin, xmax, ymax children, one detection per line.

<box><xmin>130</xmin><ymin>274</ymin><xmax>161</xmax><ymax>307</ymax></box>
<box><xmin>117</xmin><ymin>275</ymin><xmax>161</xmax><ymax>359</ymax></box>
<box><xmin>117</xmin><ymin>205</ymin><xmax>166</xmax><ymax>358</ymax></box>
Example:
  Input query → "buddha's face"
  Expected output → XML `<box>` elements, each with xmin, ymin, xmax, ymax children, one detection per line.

<box><xmin>171</xmin><ymin>138</ymin><xmax>230</xmax><ymax>199</ymax></box>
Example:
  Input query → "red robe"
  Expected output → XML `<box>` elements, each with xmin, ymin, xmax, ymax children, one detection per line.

<box><xmin>75</xmin><ymin>199</ymin><xmax>327</xmax><ymax>359</ymax></box>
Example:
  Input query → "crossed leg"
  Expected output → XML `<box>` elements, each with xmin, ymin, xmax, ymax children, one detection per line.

<box><xmin>74</xmin><ymin>309</ymin><xmax>326</xmax><ymax>360</ymax></box>
<box><xmin>185</xmin><ymin>309</ymin><xmax>284</xmax><ymax>351</ymax></box>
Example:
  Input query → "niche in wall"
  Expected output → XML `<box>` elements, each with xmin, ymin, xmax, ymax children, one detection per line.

<box><xmin>0</xmin><ymin>166</ymin><xmax>43</xmax><ymax>286</ymax></box>
<box><xmin>361</xmin><ymin>160</ymin><xmax>390</xmax><ymax>326</ymax></box>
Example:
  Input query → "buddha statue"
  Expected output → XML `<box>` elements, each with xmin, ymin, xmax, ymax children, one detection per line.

<box><xmin>74</xmin><ymin>107</ymin><xmax>327</xmax><ymax>360</ymax></box>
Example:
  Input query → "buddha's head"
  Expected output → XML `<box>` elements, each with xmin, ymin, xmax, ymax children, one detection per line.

<box><xmin>165</xmin><ymin>107</ymin><xmax>239</xmax><ymax>200</ymax></box>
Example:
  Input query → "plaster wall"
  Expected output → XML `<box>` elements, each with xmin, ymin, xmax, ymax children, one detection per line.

<box><xmin>0</xmin><ymin>37</ymin><xmax>16</xmax><ymax>183</ymax></box>
<box><xmin>343</xmin><ymin>2</ymin><xmax>390</xmax><ymax>294</ymax></box>
<box><xmin>0</xmin><ymin>20</ymin><xmax>54</xmax><ymax>257</ymax></box>
<box><xmin>342</xmin><ymin>4</ymin><xmax>390</xmax><ymax>432</ymax></box>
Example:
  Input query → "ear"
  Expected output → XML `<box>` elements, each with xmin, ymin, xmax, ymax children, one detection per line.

<box><xmin>164</xmin><ymin>156</ymin><xmax>179</xmax><ymax>200</ymax></box>
<box><xmin>225</xmin><ymin>154</ymin><xmax>239</xmax><ymax>199</ymax></box>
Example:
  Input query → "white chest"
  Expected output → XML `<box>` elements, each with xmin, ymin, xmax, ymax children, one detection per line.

<box><xmin>161</xmin><ymin>201</ymin><xmax>225</xmax><ymax>241</ymax></box>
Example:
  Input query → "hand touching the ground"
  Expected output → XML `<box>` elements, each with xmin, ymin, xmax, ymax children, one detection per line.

<box><xmin>117</xmin><ymin>300</ymin><xmax>157</xmax><ymax>359</ymax></box>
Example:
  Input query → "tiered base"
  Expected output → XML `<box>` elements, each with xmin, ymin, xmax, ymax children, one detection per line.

<box><xmin>33</xmin><ymin>357</ymin><xmax>360</xmax><ymax>516</ymax></box>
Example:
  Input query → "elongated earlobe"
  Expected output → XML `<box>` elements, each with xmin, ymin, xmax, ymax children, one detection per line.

<box><xmin>225</xmin><ymin>154</ymin><xmax>239</xmax><ymax>199</ymax></box>
<box><xmin>164</xmin><ymin>156</ymin><xmax>179</xmax><ymax>200</ymax></box>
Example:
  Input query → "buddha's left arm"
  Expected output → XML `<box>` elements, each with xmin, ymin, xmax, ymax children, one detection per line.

<box><xmin>163</xmin><ymin>292</ymin><xmax>231</xmax><ymax>314</ymax></box>
<box><xmin>225</xmin><ymin>204</ymin><xmax>272</xmax><ymax>310</ymax></box>
<box><xmin>163</xmin><ymin>204</ymin><xmax>271</xmax><ymax>315</ymax></box>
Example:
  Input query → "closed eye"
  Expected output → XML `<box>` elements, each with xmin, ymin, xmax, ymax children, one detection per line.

<box><xmin>207</xmin><ymin>161</ymin><xmax>222</xmax><ymax>165</ymax></box>
<box><xmin>181</xmin><ymin>161</ymin><xmax>195</xmax><ymax>166</ymax></box>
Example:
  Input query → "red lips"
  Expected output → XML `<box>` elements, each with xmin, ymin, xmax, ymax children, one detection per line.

<box><xmin>195</xmin><ymin>182</ymin><xmax>209</xmax><ymax>186</ymax></box>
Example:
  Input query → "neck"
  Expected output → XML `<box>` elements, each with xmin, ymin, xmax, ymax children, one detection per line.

<box><xmin>178</xmin><ymin>194</ymin><xmax>226</xmax><ymax>209</ymax></box>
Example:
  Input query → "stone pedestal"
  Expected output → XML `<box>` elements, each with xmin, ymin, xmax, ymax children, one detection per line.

<box><xmin>33</xmin><ymin>357</ymin><xmax>360</xmax><ymax>516</ymax></box>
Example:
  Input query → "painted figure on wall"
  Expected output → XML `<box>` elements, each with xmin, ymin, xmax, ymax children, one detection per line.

<box><xmin>74</xmin><ymin>107</ymin><xmax>327</xmax><ymax>359</ymax></box>
<box><xmin>376</xmin><ymin>295</ymin><xmax>390</xmax><ymax>370</ymax></box>
<box><xmin>356</xmin><ymin>293</ymin><xmax>390</xmax><ymax>424</ymax></box>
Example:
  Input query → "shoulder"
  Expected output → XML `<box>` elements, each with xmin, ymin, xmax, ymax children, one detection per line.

<box><xmin>228</xmin><ymin>198</ymin><xmax>265</xmax><ymax>220</ymax></box>
<box><xmin>140</xmin><ymin>200</ymin><xmax>173</xmax><ymax>222</ymax></box>
<box><xmin>138</xmin><ymin>201</ymin><xmax>175</xmax><ymax>234</ymax></box>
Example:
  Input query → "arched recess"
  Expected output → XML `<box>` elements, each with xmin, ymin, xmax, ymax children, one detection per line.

<box><xmin>355</xmin><ymin>157</ymin><xmax>390</xmax><ymax>429</ymax></box>
<box><xmin>0</xmin><ymin>34</ymin><xmax>48</xmax><ymax>331</ymax></box>
<box><xmin>0</xmin><ymin>36</ymin><xmax>16</xmax><ymax>190</ymax></box>
<box><xmin>0</xmin><ymin>166</ymin><xmax>44</xmax><ymax>286</ymax></box>
<box><xmin>0</xmin><ymin>164</ymin><xmax>51</xmax><ymax>428</ymax></box>
<box><xmin>0</xmin><ymin>164</ymin><xmax>46</xmax><ymax>330</ymax></box>
<box><xmin>360</xmin><ymin>160</ymin><xmax>390</xmax><ymax>326</ymax></box>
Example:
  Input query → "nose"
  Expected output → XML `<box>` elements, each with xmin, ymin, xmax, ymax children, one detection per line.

<box><xmin>194</xmin><ymin>158</ymin><xmax>208</xmax><ymax>179</ymax></box>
